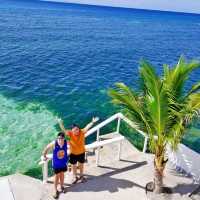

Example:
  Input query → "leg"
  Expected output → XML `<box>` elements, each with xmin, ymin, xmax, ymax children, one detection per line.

<box><xmin>78</xmin><ymin>162</ymin><xmax>84</xmax><ymax>177</ymax></box>
<box><xmin>71</xmin><ymin>164</ymin><xmax>79</xmax><ymax>184</ymax></box>
<box><xmin>78</xmin><ymin>153</ymin><xmax>85</xmax><ymax>177</ymax></box>
<box><xmin>72</xmin><ymin>164</ymin><xmax>77</xmax><ymax>178</ymax></box>
<box><xmin>59</xmin><ymin>171</ymin><xmax>66</xmax><ymax>193</ymax></box>
<box><xmin>78</xmin><ymin>153</ymin><xmax>86</xmax><ymax>183</ymax></box>
<box><xmin>54</xmin><ymin>173</ymin><xmax>59</xmax><ymax>192</ymax></box>
<box><xmin>60</xmin><ymin>172</ymin><xmax>64</xmax><ymax>188</ymax></box>
<box><xmin>69</xmin><ymin>154</ymin><xmax>79</xmax><ymax>184</ymax></box>
<box><xmin>78</xmin><ymin>162</ymin><xmax>86</xmax><ymax>182</ymax></box>
<box><xmin>68</xmin><ymin>163</ymin><xmax>72</xmax><ymax>172</ymax></box>
<box><xmin>53</xmin><ymin>173</ymin><xmax>59</xmax><ymax>199</ymax></box>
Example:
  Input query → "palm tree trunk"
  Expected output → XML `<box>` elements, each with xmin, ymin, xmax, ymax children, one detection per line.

<box><xmin>153</xmin><ymin>145</ymin><xmax>167</xmax><ymax>194</ymax></box>
<box><xmin>154</xmin><ymin>165</ymin><xmax>163</xmax><ymax>193</ymax></box>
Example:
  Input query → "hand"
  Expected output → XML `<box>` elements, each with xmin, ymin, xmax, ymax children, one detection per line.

<box><xmin>43</xmin><ymin>155</ymin><xmax>48</xmax><ymax>161</ymax></box>
<box><xmin>56</xmin><ymin>117</ymin><xmax>63</xmax><ymax>124</ymax></box>
<box><xmin>92</xmin><ymin>117</ymin><xmax>99</xmax><ymax>123</ymax></box>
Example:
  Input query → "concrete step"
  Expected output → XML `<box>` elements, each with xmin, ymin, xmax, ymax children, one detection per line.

<box><xmin>2</xmin><ymin>174</ymin><xmax>51</xmax><ymax>200</ymax></box>
<box><xmin>0</xmin><ymin>178</ymin><xmax>14</xmax><ymax>200</ymax></box>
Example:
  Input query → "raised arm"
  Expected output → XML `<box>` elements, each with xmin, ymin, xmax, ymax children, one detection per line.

<box><xmin>42</xmin><ymin>141</ymin><xmax>55</xmax><ymax>161</ymax></box>
<box><xmin>57</xmin><ymin>118</ymin><xmax>68</xmax><ymax>133</ymax></box>
<box><xmin>83</xmin><ymin>117</ymin><xmax>99</xmax><ymax>133</ymax></box>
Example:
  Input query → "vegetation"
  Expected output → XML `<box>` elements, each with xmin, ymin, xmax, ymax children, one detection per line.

<box><xmin>108</xmin><ymin>57</ymin><xmax>200</xmax><ymax>193</ymax></box>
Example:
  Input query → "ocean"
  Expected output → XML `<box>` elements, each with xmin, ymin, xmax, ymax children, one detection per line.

<box><xmin>0</xmin><ymin>0</ymin><xmax>200</xmax><ymax>178</ymax></box>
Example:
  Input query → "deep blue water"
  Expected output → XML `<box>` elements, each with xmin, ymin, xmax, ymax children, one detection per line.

<box><xmin>0</xmin><ymin>0</ymin><xmax>200</xmax><ymax>177</ymax></box>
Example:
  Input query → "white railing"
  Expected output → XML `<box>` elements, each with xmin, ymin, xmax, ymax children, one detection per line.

<box><xmin>39</xmin><ymin>112</ymin><xmax>148</xmax><ymax>183</ymax></box>
<box><xmin>167</xmin><ymin>144</ymin><xmax>200</xmax><ymax>183</ymax></box>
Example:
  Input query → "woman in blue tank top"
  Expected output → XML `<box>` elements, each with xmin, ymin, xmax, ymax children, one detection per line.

<box><xmin>43</xmin><ymin>132</ymin><xmax>68</xmax><ymax>199</ymax></box>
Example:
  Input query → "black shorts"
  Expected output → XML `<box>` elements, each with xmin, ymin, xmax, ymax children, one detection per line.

<box><xmin>69</xmin><ymin>153</ymin><xmax>85</xmax><ymax>164</ymax></box>
<box><xmin>53</xmin><ymin>166</ymin><xmax>67</xmax><ymax>174</ymax></box>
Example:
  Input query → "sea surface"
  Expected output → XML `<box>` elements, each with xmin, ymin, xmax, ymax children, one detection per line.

<box><xmin>0</xmin><ymin>0</ymin><xmax>200</xmax><ymax>178</ymax></box>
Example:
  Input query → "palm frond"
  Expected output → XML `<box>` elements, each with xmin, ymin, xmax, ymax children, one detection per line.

<box><xmin>183</xmin><ymin>93</ymin><xmax>200</xmax><ymax>124</ymax></box>
<box><xmin>164</xmin><ymin>56</ymin><xmax>200</xmax><ymax>99</ymax></box>
<box><xmin>108</xmin><ymin>57</ymin><xmax>200</xmax><ymax>156</ymax></box>
<box><xmin>108</xmin><ymin>82</ymin><xmax>152</xmax><ymax>134</ymax></box>
<box><xmin>140</xmin><ymin>61</ymin><xmax>169</xmax><ymax>137</ymax></box>
<box><xmin>187</xmin><ymin>82</ymin><xmax>200</xmax><ymax>97</ymax></box>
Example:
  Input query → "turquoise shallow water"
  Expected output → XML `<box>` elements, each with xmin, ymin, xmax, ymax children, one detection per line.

<box><xmin>0</xmin><ymin>0</ymin><xmax>200</xmax><ymax>177</ymax></box>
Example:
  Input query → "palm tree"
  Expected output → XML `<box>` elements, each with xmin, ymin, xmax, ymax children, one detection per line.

<box><xmin>108</xmin><ymin>57</ymin><xmax>200</xmax><ymax>193</ymax></box>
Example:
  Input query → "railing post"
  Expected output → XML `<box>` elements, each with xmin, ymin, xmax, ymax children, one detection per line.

<box><xmin>116</xmin><ymin>117</ymin><xmax>121</xmax><ymax>134</ymax></box>
<box><xmin>96</xmin><ymin>129</ymin><xmax>100</xmax><ymax>166</ymax></box>
<box><xmin>118</xmin><ymin>140</ymin><xmax>122</xmax><ymax>160</ymax></box>
<box><xmin>143</xmin><ymin>136</ymin><xmax>148</xmax><ymax>153</ymax></box>
<box><xmin>43</xmin><ymin>160</ymin><xmax>48</xmax><ymax>183</ymax></box>
<box><xmin>96</xmin><ymin>147</ymin><xmax>100</xmax><ymax>166</ymax></box>
<box><xmin>96</xmin><ymin>128</ymin><xmax>100</xmax><ymax>141</ymax></box>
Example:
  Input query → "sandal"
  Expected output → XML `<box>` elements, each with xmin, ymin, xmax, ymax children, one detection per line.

<box><xmin>79</xmin><ymin>176</ymin><xmax>87</xmax><ymax>183</ymax></box>
<box><xmin>53</xmin><ymin>191</ymin><xmax>59</xmax><ymax>199</ymax></box>
<box><xmin>71</xmin><ymin>176</ymin><xmax>79</xmax><ymax>184</ymax></box>
<box><xmin>61</xmin><ymin>186</ymin><xmax>66</xmax><ymax>193</ymax></box>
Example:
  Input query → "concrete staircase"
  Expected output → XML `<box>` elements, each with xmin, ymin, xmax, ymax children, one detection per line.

<box><xmin>1</xmin><ymin>134</ymin><xmax>199</xmax><ymax>200</ymax></box>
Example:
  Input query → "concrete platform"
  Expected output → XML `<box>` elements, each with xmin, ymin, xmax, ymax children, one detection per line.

<box><xmin>0</xmin><ymin>178</ymin><xmax>14</xmax><ymax>200</ymax></box>
<box><xmin>0</xmin><ymin>174</ymin><xmax>50</xmax><ymax>200</ymax></box>
<box><xmin>1</xmin><ymin>133</ymin><xmax>199</xmax><ymax>200</ymax></box>
<box><xmin>44</xmin><ymin>134</ymin><xmax>198</xmax><ymax>200</ymax></box>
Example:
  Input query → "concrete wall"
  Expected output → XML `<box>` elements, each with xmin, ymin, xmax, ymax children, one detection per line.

<box><xmin>168</xmin><ymin>144</ymin><xmax>200</xmax><ymax>183</ymax></box>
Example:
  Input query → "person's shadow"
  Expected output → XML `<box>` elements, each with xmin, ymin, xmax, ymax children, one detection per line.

<box><xmin>172</xmin><ymin>183</ymin><xmax>200</xmax><ymax>196</ymax></box>
<box><xmin>67</xmin><ymin>161</ymin><xmax>147</xmax><ymax>193</ymax></box>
